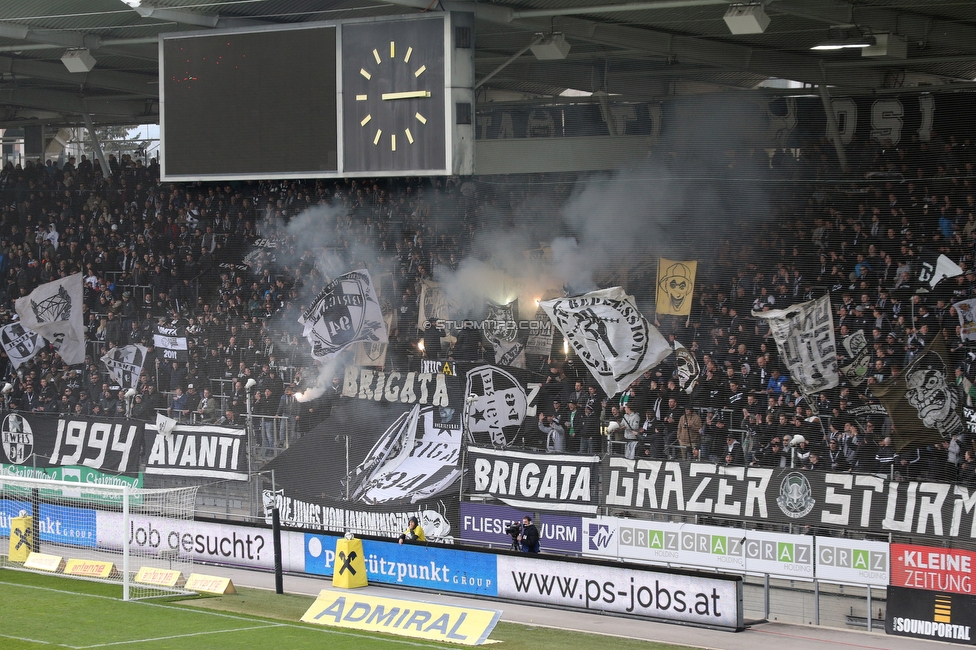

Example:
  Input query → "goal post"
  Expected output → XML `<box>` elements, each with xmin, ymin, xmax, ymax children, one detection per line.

<box><xmin>0</xmin><ymin>472</ymin><xmax>198</xmax><ymax>600</ymax></box>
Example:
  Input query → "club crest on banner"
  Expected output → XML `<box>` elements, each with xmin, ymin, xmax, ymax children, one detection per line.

<box><xmin>0</xmin><ymin>322</ymin><xmax>40</xmax><ymax>369</ymax></box>
<box><xmin>775</xmin><ymin>472</ymin><xmax>816</xmax><ymax>519</ymax></box>
<box><xmin>101</xmin><ymin>345</ymin><xmax>147</xmax><ymax>390</ymax></box>
<box><xmin>542</xmin><ymin>287</ymin><xmax>671</xmax><ymax>397</ymax></box>
<box><xmin>300</xmin><ymin>270</ymin><xmax>387</xmax><ymax>361</ymax></box>
<box><xmin>465</xmin><ymin>365</ymin><xmax>528</xmax><ymax>447</ymax></box>
<box><xmin>1</xmin><ymin>413</ymin><xmax>34</xmax><ymax>465</ymax></box>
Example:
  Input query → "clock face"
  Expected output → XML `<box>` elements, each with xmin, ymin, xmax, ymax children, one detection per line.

<box><xmin>341</xmin><ymin>18</ymin><xmax>446</xmax><ymax>173</ymax></box>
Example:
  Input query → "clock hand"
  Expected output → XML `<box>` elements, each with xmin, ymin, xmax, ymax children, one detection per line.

<box><xmin>381</xmin><ymin>90</ymin><xmax>431</xmax><ymax>100</ymax></box>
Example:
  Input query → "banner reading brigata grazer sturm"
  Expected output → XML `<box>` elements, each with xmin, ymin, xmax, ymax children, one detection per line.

<box><xmin>0</xmin><ymin>412</ymin><xmax>141</xmax><ymax>475</ymax></box>
<box><xmin>300</xmin><ymin>269</ymin><xmax>388</xmax><ymax>362</ymax></box>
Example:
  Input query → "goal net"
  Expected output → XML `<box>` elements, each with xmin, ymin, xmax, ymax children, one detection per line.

<box><xmin>0</xmin><ymin>473</ymin><xmax>198</xmax><ymax>600</ymax></box>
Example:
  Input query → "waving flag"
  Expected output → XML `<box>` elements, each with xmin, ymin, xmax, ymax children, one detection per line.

<box><xmin>15</xmin><ymin>274</ymin><xmax>85</xmax><ymax>365</ymax></box>
<box><xmin>541</xmin><ymin>287</ymin><xmax>671</xmax><ymax>396</ymax></box>
<box><xmin>752</xmin><ymin>294</ymin><xmax>839</xmax><ymax>394</ymax></box>
<box><xmin>300</xmin><ymin>269</ymin><xmax>388</xmax><ymax>362</ymax></box>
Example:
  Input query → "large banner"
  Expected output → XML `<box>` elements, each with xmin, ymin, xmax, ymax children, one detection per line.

<box><xmin>467</xmin><ymin>446</ymin><xmax>600</xmax><ymax>514</ymax></box>
<box><xmin>144</xmin><ymin>423</ymin><xmax>248</xmax><ymax>480</ymax></box>
<box><xmin>602</xmin><ymin>457</ymin><xmax>976</xmax><ymax>540</ymax></box>
<box><xmin>752</xmin><ymin>295</ymin><xmax>838</xmax><ymax>394</ymax></box>
<box><xmin>0</xmin><ymin>412</ymin><xmax>141</xmax><ymax>475</ymax></box>
<box><xmin>541</xmin><ymin>287</ymin><xmax>671</xmax><ymax>397</ymax></box>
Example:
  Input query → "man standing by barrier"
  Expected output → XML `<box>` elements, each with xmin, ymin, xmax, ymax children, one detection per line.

<box><xmin>518</xmin><ymin>515</ymin><xmax>540</xmax><ymax>553</ymax></box>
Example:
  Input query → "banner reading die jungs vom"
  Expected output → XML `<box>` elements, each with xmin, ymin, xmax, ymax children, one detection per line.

<box><xmin>0</xmin><ymin>412</ymin><xmax>142</xmax><ymax>476</ymax></box>
<box><xmin>602</xmin><ymin>457</ymin><xmax>976</xmax><ymax>541</ymax></box>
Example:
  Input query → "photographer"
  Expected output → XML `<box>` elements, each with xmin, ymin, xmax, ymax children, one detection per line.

<box><xmin>397</xmin><ymin>516</ymin><xmax>426</xmax><ymax>544</ymax></box>
<box><xmin>517</xmin><ymin>515</ymin><xmax>540</xmax><ymax>553</ymax></box>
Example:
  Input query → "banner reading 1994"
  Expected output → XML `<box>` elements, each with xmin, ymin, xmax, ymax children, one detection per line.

<box><xmin>0</xmin><ymin>412</ymin><xmax>142</xmax><ymax>476</ymax></box>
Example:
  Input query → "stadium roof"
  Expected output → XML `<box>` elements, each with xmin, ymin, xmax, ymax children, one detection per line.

<box><xmin>2</xmin><ymin>0</ymin><xmax>976</xmax><ymax>128</ymax></box>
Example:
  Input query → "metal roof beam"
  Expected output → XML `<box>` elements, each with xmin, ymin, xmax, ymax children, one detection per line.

<box><xmin>0</xmin><ymin>22</ymin><xmax>103</xmax><ymax>50</ymax></box>
<box><xmin>0</xmin><ymin>57</ymin><xmax>154</xmax><ymax>95</ymax></box>
<box><xmin>133</xmin><ymin>6</ymin><xmax>269</xmax><ymax>29</ymax></box>
<box><xmin>0</xmin><ymin>88</ymin><xmax>154</xmax><ymax>118</ymax></box>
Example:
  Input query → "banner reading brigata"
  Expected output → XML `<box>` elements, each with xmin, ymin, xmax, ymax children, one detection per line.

<box><xmin>891</xmin><ymin>543</ymin><xmax>976</xmax><ymax>595</ymax></box>
<box><xmin>0</xmin><ymin>412</ymin><xmax>141</xmax><ymax>475</ymax></box>
<box><xmin>603</xmin><ymin>458</ymin><xmax>976</xmax><ymax>539</ymax></box>
<box><xmin>468</xmin><ymin>447</ymin><xmax>600</xmax><ymax>514</ymax></box>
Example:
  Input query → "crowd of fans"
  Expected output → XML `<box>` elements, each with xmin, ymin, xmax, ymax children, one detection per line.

<box><xmin>1</xmin><ymin>127</ymin><xmax>976</xmax><ymax>484</ymax></box>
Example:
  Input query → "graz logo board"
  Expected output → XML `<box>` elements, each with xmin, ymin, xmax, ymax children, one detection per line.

<box><xmin>468</xmin><ymin>447</ymin><xmax>599</xmax><ymax>513</ymax></box>
<box><xmin>816</xmin><ymin>538</ymin><xmax>889</xmax><ymax>587</ymax></box>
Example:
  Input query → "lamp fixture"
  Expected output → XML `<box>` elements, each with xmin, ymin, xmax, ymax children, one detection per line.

<box><xmin>723</xmin><ymin>3</ymin><xmax>769</xmax><ymax>35</ymax></box>
<box><xmin>61</xmin><ymin>48</ymin><xmax>96</xmax><ymax>72</ymax></box>
<box><xmin>530</xmin><ymin>33</ymin><xmax>571</xmax><ymax>60</ymax></box>
<box><xmin>811</xmin><ymin>35</ymin><xmax>876</xmax><ymax>51</ymax></box>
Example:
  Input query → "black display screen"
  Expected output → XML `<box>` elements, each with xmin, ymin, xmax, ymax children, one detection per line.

<box><xmin>162</xmin><ymin>26</ymin><xmax>337</xmax><ymax>178</ymax></box>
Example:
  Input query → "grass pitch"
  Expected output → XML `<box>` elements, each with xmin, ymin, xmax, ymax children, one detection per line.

<box><xmin>0</xmin><ymin>568</ymin><xmax>695</xmax><ymax>649</ymax></box>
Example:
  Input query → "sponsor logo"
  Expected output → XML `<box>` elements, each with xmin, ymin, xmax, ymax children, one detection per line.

<box><xmin>775</xmin><ymin>472</ymin><xmax>816</xmax><ymax>519</ymax></box>
<box><xmin>587</xmin><ymin>523</ymin><xmax>614</xmax><ymax>551</ymax></box>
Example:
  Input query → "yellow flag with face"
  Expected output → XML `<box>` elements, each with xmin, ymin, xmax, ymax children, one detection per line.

<box><xmin>656</xmin><ymin>258</ymin><xmax>697</xmax><ymax>316</ymax></box>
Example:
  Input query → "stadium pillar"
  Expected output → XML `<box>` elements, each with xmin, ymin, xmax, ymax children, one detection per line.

<box><xmin>272</xmin><ymin>507</ymin><xmax>283</xmax><ymax>595</ymax></box>
<box><xmin>81</xmin><ymin>111</ymin><xmax>109</xmax><ymax>177</ymax></box>
<box><xmin>818</xmin><ymin>83</ymin><xmax>848</xmax><ymax>173</ymax></box>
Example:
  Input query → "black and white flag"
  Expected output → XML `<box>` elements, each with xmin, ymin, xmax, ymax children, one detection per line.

<box><xmin>955</xmin><ymin>298</ymin><xmax>976</xmax><ymax>342</ymax></box>
<box><xmin>145</xmin><ymin>422</ymin><xmax>248</xmax><ymax>480</ymax></box>
<box><xmin>915</xmin><ymin>252</ymin><xmax>963</xmax><ymax>293</ymax></box>
<box><xmin>101</xmin><ymin>344</ymin><xmax>148</xmax><ymax>391</ymax></box>
<box><xmin>838</xmin><ymin>330</ymin><xmax>870</xmax><ymax>386</ymax></box>
<box><xmin>673</xmin><ymin>341</ymin><xmax>700</xmax><ymax>394</ymax></box>
<box><xmin>541</xmin><ymin>287</ymin><xmax>671</xmax><ymax>397</ymax></box>
<box><xmin>300</xmin><ymin>269</ymin><xmax>387</xmax><ymax>361</ymax></box>
<box><xmin>154</xmin><ymin>324</ymin><xmax>188</xmax><ymax>362</ymax></box>
<box><xmin>752</xmin><ymin>295</ymin><xmax>839</xmax><ymax>394</ymax></box>
<box><xmin>0</xmin><ymin>322</ymin><xmax>41</xmax><ymax>369</ymax></box>
<box><xmin>15</xmin><ymin>274</ymin><xmax>85</xmax><ymax>365</ymax></box>
<box><xmin>483</xmin><ymin>299</ymin><xmax>526</xmax><ymax>369</ymax></box>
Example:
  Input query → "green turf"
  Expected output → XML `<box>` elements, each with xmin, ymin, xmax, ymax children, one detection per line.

<box><xmin>0</xmin><ymin>568</ymin><xmax>696</xmax><ymax>650</ymax></box>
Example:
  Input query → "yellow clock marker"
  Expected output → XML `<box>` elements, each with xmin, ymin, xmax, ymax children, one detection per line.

<box><xmin>414</xmin><ymin>65</ymin><xmax>426</xmax><ymax>78</ymax></box>
<box><xmin>373</xmin><ymin>129</ymin><xmax>382</xmax><ymax>145</ymax></box>
<box><xmin>373</xmin><ymin>49</ymin><xmax>381</xmax><ymax>64</ymax></box>
<box><xmin>360</xmin><ymin>68</ymin><xmax>371</xmax><ymax>80</ymax></box>
<box><xmin>390</xmin><ymin>41</ymin><xmax>395</xmax><ymax>58</ymax></box>
<box><xmin>415</xmin><ymin>112</ymin><xmax>427</xmax><ymax>124</ymax></box>
<box><xmin>404</xmin><ymin>47</ymin><xmax>413</xmax><ymax>63</ymax></box>
<box><xmin>392</xmin><ymin>134</ymin><xmax>397</xmax><ymax>151</ymax></box>
<box><xmin>361</xmin><ymin>114</ymin><xmax>371</xmax><ymax>126</ymax></box>
<box><xmin>356</xmin><ymin>94</ymin><xmax>367</xmax><ymax>101</ymax></box>
<box><xmin>405</xmin><ymin>128</ymin><xmax>414</xmax><ymax>144</ymax></box>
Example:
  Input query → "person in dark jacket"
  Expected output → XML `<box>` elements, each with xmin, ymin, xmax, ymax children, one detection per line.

<box><xmin>518</xmin><ymin>515</ymin><xmax>540</xmax><ymax>553</ymax></box>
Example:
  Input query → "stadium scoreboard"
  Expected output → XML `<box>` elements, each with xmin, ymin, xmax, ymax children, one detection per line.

<box><xmin>160</xmin><ymin>13</ymin><xmax>474</xmax><ymax>180</ymax></box>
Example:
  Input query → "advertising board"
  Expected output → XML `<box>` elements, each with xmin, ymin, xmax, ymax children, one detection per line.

<box><xmin>460</xmin><ymin>502</ymin><xmax>582</xmax><ymax>553</ymax></box>
<box><xmin>0</xmin><ymin>499</ymin><xmax>95</xmax><ymax>547</ymax></box>
<box><xmin>887</xmin><ymin>585</ymin><xmax>976</xmax><ymax>645</ymax></box>
<box><xmin>816</xmin><ymin>537</ymin><xmax>889</xmax><ymax>587</ymax></box>
<box><xmin>890</xmin><ymin>543</ymin><xmax>976</xmax><ymax>595</ymax></box>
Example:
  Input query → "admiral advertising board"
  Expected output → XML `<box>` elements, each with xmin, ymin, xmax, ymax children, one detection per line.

<box><xmin>603</xmin><ymin>458</ymin><xmax>976</xmax><ymax>540</ymax></box>
<box><xmin>496</xmin><ymin>554</ymin><xmax>743</xmax><ymax>630</ymax></box>
<box><xmin>887</xmin><ymin>586</ymin><xmax>976</xmax><ymax>645</ymax></box>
